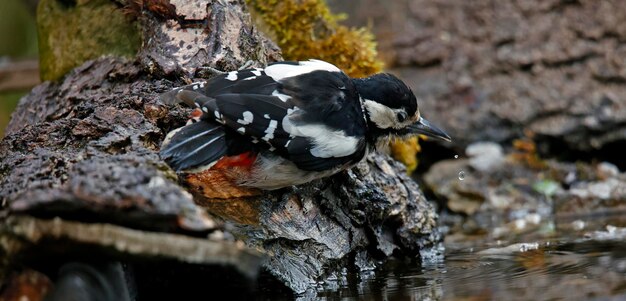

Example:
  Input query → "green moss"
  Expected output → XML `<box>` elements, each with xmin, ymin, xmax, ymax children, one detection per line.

<box><xmin>246</xmin><ymin>0</ymin><xmax>383</xmax><ymax>78</ymax></box>
<box><xmin>37</xmin><ymin>0</ymin><xmax>141</xmax><ymax>81</ymax></box>
<box><xmin>0</xmin><ymin>0</ymin><xmax>38</xmax><ymax>58</ymax></box>
<box><xmin>0</xmin><ymin>92</ymin><xmax>23</xmax><ymax>137</ymax></box>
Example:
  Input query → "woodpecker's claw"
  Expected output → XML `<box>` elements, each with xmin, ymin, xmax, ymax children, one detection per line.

<box><xmin>409</xmin><ymin>117</ymin><xmax>452</xmax><ymax>142</ymax></box>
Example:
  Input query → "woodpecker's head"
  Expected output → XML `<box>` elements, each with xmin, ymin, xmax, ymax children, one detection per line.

<box><xmin>353</xmin><ymin>73</ymin><xmax>451</xmax><ymax>144</ymax></box>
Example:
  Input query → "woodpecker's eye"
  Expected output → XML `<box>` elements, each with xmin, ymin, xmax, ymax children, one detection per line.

<box><xmin>397</xmin><ymin>111</ymin><xmax>408</xmax><ymax>122</ymax></box>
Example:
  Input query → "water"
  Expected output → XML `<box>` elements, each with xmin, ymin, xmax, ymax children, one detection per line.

<box><xmin>312</xmin><ymin>216</ymin><xmax>626</xmax><ymax>301</ymax></box>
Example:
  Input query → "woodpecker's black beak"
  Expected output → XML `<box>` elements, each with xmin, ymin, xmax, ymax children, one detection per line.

<box><xmin>409</xmin><ymin>117</ymin><xmax>452</xmax><ymax>142</ymax></box>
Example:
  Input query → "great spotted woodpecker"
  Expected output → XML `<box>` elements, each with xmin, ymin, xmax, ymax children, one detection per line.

<box><xmin>160</xmin><ymin>59</ymin><xmax>450</xmax><ymax>194</ymax></box>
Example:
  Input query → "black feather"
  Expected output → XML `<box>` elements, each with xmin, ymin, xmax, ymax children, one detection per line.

<box><xmin>203</xmin><ymin>70</ymin><xmax>278</xmax><ymax>97</ymax></box>
<box><xmin>160</xmin><ymin>121</ymin><xmax>226</xmax><ymax>171</ymax></box>
<box><xmin>213</xmin><ymin>94</ymin><xmax>293</xmax><ymax>155</ymax></box>
<box><xmin>160</xmin><ymin>61</ymin><xmax>371</xmax><ymax>173</ymax></box>
<box><xmin>277</xmin><ymin>70</ymin><xmax>367</xmax><ymax>137</ymax></box>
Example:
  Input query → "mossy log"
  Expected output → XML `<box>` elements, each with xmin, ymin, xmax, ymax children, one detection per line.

<box><xmin>0</xmin><ymin>0</ymin><xmax>441</xmax><ymax>297</ymax></box>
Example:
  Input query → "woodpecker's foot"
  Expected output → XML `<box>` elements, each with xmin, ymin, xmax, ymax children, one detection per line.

<box><xmin>198</xmin><ymin>66</ymin><xmax>227</xmax><ymax>76</ymax></box>
<box><xmin>237</xmin><ymin>60</ymin><xmax>255</xmax><ymax>70</ymax></box>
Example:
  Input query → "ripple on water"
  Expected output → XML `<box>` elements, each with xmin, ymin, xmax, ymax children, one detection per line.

<box><xmin>315</xmin><ymin>239</ymin><xmax>626</xmax><ymax>301</ymax></box>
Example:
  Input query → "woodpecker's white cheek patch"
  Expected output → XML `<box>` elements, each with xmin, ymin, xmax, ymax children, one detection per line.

<box><xmin>226</xmin><ymin>71</ymin><xmax>238</xmax><ymax>81</ymax></box>
<box><xmin>237</xmin><ymin>111</ymin><xmax>254</xmax><ymax>125</ymax></box>
<box><xmin>363</xmin><ymin>99</ymin><xmax>399</xmax><ymax>129</ymax></box>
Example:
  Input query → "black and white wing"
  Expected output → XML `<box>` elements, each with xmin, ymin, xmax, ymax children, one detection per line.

<box><xmin>160</xmin><ymin>60</ymin><xmax>368</xmax><ymax>172</ymax></box>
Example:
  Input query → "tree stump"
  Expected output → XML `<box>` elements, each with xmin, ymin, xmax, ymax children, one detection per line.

<box><xmin>0</xmin><ymin>0</ymin><xmax>441</xmax><ymax>296</ymax></box>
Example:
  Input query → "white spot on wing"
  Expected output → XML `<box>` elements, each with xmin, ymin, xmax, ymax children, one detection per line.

<box><xmin>237</xmin><ymin>111</ymin><xmax>254</xmax><ymax>125</ymax></box>
<box><xmin>251</xmin><ymin>69</ymin><xmax>262</xmax><ymax>76</ymax></box>
<box><xmin>264</xmin><ymin>59</ymin><xmax>341</xmax><ymax>81</ymax></box>
<box><xmin>244</xmin><ymin>76</ymin><xmax>257</xmax><ymax>81</ymax></box>
<box><xmin>264</xmin><ymin>114</ymin><xmax>270</xmax><ymax>119</ymax></box>
<box><xmin>226</xmin><ymin>71</ymin><xmax>238</xmax><ymax>81</ymax></box>
<box><xmin>237</xmin><ymin>127</ymin><xmax>245</xmax><ymax>134</ymax></box>
<box><xmin>262</xmin><ymin>120</ymin><xmax>278</xmax><ymax>141</ymax></box>
<box><xmin>214</xmin><ymin>110</ymin><xmax>225</xmax><ymax>124</ymax></box>
<box><xmin>272</xmin><ymin>90</ymin><xmax>291</xmax><ymax>102</ymax></box>
<box><xmin>192</xmin><ymin>85</ymin><xmax>198</xmax><ymax>90</ymax></box>
<box><xmin>202</xmin><ymin>107</ymin><xmax>208</xmax><ymax>113</ymax></box>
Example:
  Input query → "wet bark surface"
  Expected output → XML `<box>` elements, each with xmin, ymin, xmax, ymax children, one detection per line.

<box><xmin>0</xmin><ymin>0</ymin><xmax>441</xmax><ymax>296</ymax></box>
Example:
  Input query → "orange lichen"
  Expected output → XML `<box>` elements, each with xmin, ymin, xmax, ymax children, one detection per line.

<box><xmin>511</xmin><ymin>138</ymin><xmax>547</xmax><ymax>170</ymax></box>
<box><xmin>390</xmin><ymin>136</ymin><xmax>421</xmax><ymax>173</ymax></box>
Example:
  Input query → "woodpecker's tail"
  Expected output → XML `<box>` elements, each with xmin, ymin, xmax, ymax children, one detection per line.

<box><xmin>160</xmin><ymin>121</ymin><xmax>227</xmax><ymax>171</ymax></box>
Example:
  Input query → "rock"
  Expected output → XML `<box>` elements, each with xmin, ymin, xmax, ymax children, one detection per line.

<box><xmin>477</xmin><ymin>242</ymin><xmax>540</xmax><ymax>255</ymax></box>
<box><xmin>425</xmin><ymin>149</ymin><xmax>626</xmax><ymax>235</ymax></box>
<box><xmin>466</xmin><ymin>141</ymin><xmax>505</xmax><ymax>172</ymax></box>
<box><xmin>597</xmin><ymin>161</ymin><xmax>620</xmax><ymax>180</ymax></box>
<box><xmin>329</xmin><ymin>0</ymin><xmax>626</xmax><ymax>168</ymax></box>
<box><xmin>585</xmin><ymin>225</ymin><xmax>626</xmax><ymax>241</ymax></box>
<box><xmin>555</xmin><ymin>177</ymin><xmax>626</xmax><ymax>218</ymax></box>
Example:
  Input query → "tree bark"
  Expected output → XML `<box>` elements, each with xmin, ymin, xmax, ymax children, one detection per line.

<box><xmin>0</xmin><ymin>0</ymin><xmax>440</xmax><ymax>296</ymax></box>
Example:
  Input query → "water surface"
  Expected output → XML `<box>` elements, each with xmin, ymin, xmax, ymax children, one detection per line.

<box><xmin>314</xmin><ymin>216</ymin><xmax>626</xmax><ymax>301</ymax></box>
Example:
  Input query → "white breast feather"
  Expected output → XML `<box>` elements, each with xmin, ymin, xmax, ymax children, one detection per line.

<box><xmin>241</xmin><ymin>155</ymin><xmax>343</xmax><ymax>190</ymax></box>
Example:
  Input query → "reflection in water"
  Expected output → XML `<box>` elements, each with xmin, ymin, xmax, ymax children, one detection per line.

<box><xmin>313</xmin><ymin>219</ymin><xmax>626</xmax><ymax>301</ymax></box>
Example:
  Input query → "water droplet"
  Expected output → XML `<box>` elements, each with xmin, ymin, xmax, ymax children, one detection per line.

<box><xmin>458</xmin><ymin>171</ymin><xmax>465</xmax><ymax>180</ymax></box>
<box><xmin>454</xmin><ymin>155</ymin><xmax>459</xmax><ymax>159</ymax></box>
